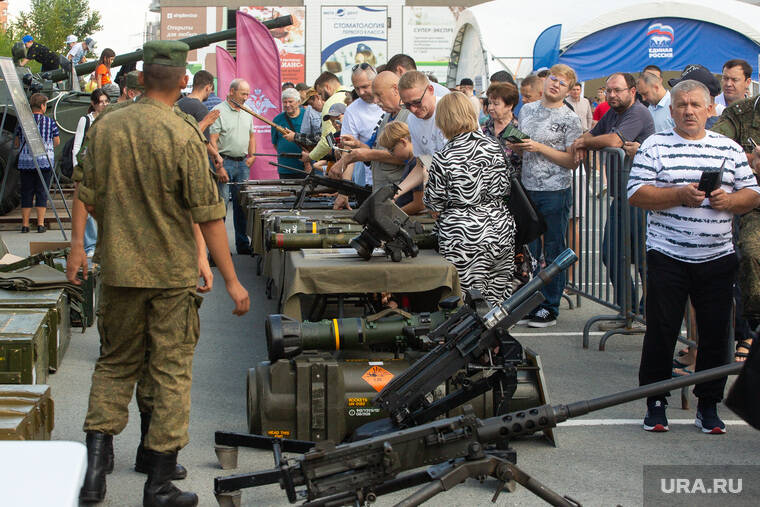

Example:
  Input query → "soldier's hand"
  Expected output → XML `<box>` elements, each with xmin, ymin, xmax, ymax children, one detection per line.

<box><xmin>217</xmin><ymin>167</ymin><xmax>230</xmax><ymax>183</ymax></box>
<box><xmin>66</xmin><ymin>246</ymin><xmax>88</xmax><ymax>285</ymax></box>
<box><xmin>680</xmin><ymin>183</ymin><xmax>706</xmax><ymax>207</ymax></box>
<box><xmin>333</xmin><ymin>194</ymin><xmax>351</xmax><ymax>210</ymax></box>
<box><xmin>197</xmin><ymin>256</ymin><xmax>213</xmax><ymax>293</ymax></box>
<box><xmin>708</xmin><ymin>188</ymin><xmax>733</xmax><ymax>211</ymax></box>
<box><xmin>226</xmin><ymin>279</ymin><xmax>250</xmax><ymax>316</ymax></box>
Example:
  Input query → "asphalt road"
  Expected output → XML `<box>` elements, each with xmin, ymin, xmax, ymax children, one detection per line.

<box><xmin>4</xmin><ymin>222</ymin><xmax>758</xmax><ymax>507</ymax></box>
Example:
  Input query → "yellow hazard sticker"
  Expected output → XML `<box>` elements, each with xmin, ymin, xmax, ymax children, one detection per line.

<box><xmin>348</xmin><ymin>397</ymin><xmax>369</xmax><ymax>407</ymax></box>
<box><xmin>266</xmin><ymin>429</ymin><xmax>291</xmax><ymax>438</ymax></box>
<box><xmin>361</xmin><ymin>366</ymin><xmax>394</xmax><ymax>392</ymax></box>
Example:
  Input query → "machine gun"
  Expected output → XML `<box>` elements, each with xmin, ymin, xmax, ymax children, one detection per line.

<box><xmin>371</xmin><ymin>249</ymin><xmax>577</xmax><ymax>430</ymax></box>
<box><xmin>214</xmin><ymin>361</ymin><xmax>745</xmax><ymax>506</ymax></box>
<box><xmin>268</xmin><ymin>163</ymin><xmax>373</xmax><ymax>210</ymax></box>
<box><xmin>350</xmin><ymin>185</ymin><xmax>424</xmax><ymax>262</ymax></box>
<box><xmin>266</xmin><ymin>299</ymin><xmax>460</xmax><ymax>361</ymax></box>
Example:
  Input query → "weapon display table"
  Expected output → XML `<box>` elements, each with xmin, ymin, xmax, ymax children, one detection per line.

<box><xmin>279</xmin><ymin>250</ymin><xmax>461</xmax><ymax>320</ymax></box>
<box><xmin>0</xmin><ymin>441</ymin><xmax>86</xmax><ymax>506</ymax></box>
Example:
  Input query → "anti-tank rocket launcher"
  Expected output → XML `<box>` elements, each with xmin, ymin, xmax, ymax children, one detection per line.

<box><xmin>265</xmin><ymin>299</ymin><xmax>460</xmax><ymax>361</ymax></box>
<box><xmin>214</xmin><ymin>362</ymin><xmax>745</xmax><ymax>507</ymax></box>
<box><xmin>265</xmin><ymin>230</ymin><xmax>438</xmax><ymax>251</ymax></box>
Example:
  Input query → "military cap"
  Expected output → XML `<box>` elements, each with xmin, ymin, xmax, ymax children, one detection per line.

<box><xmin>143</xmin><ymin>40</ymin><xmax>189</xmax><ymax>68</ymax></box>
<box><xmin>125</xmin><ymin>70</ymin><xmax>144</xmax><ymax>91</ymax></box>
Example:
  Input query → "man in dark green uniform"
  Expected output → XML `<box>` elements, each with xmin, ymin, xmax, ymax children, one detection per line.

<box><xmin>712</xmin><ymin>96</ymin><xmax>760</xmax><ymax>359</ymax></box>
<box><xmin>67</xmin><ymin>40</ymin><xmax>250</xmax><ymax>506</ymax></box>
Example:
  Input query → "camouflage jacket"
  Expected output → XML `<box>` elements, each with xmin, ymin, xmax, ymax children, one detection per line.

<box><xmin>711</xmin><ymin>95</ymin><xmax>760</xmax><ymax>154</ymax></box>
<box><xmin>77</xmin><ymin>96</ymin><xmax>225</xmax><ymax>288</ymax></box>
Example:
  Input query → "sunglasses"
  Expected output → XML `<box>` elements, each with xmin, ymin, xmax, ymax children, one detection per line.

<box><xmin>401</xmin><ymin>85</ymin><xmax>428</xmax><ymax>109</ymax></box>
<box><xmin>351</xmin><ymin>62</ymin><xmax>376</xmax><ymax>73</ymax></box>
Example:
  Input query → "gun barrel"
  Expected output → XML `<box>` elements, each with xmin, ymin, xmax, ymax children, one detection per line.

<box><xmin>266</xmin><ymin>312</ymin><xmax>452</xmax><ymax>361</ymax></box>
<box><xmin>45</xmin><ymin>15</ymin><xmax>293</xmax><ymax>82</ymax></box>
<box><xmin>266</xmin><ymin>231</ymin><xmax>437</xmax><ymax>251</ymax></box>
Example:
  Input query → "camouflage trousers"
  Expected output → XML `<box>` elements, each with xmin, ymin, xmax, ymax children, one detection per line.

<box><xmin>83</xmin><ymin>285</ymin><xmax>202</xmax><ymax>453</ymax></box>
<box><xmin>739</xmin><ymin>209</ymin><xmax>760</xmax><ymax>324</ymax></box>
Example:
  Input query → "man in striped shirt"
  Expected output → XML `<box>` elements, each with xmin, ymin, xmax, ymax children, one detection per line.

<box><xmin>628</xmin><ymin>80</ymin><xmax>760</xmax><ymax>434</ymax></box>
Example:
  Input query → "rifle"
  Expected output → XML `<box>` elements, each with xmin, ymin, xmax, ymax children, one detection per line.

<box><xmin>268</xmin><ymin>163</ymin><xmax>373</xmax><ymax>210</ymax></box>
<box><xmin>228</xmin><ymin>98</ymin><xmax>312</xmax><ymax>152</ymax></box>
<box><xmin>214</xmin><ymin>362</ymin><xmax>745</xmax><ymax>506</ymax></box>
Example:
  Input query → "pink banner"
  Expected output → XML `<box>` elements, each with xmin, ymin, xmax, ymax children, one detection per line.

<box><xmin>236</xmin><ymin>11</ymin><xmax>281</xmax><ymax>180</ymax></box>
<box><xmin>215</xmin><ymin>46</ymin><xmax>236</xmax><ymax>101</ymax></box>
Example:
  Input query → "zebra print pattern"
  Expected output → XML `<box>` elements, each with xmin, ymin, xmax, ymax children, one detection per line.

<box><xmin>424</xmin><ymin>130</ymin><xmax>517</xmax><ymax>306</ymax></box>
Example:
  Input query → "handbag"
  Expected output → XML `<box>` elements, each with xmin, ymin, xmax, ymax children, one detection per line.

<box><xmin>499</xmin><ymin>149</ymin><xmax>546</xmax><ymax>246</ymax></box>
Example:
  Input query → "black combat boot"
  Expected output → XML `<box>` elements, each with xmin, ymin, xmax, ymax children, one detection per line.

<box><xmin>80</xmin><ymin>431</ymin><xmax>112</xmax><ymax>503</ymax></box>
<box><xmin>143</xmin><ymin>450</ymin><xmax>198</xmax><ymax>507</ymax></box>
<box><xmin>135</xmin><ymin>412</ymin><xmax>187</xmax><ymax>479</ymax></box>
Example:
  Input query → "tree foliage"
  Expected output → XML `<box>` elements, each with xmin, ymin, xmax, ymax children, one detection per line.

<box><xmin>11</xmin><ymin>0</ymin><xmax>102</xmax><ymax>54</ymax></box>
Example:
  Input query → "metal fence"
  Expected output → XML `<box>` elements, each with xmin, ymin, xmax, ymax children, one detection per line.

<box><xmin>565</xmin><ymin>147</ymin><xmax>648</xmax><ymax>350</ymax></box>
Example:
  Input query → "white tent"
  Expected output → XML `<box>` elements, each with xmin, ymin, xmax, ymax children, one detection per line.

<box><xmin>448</xmin><ymin>0</ymin><xmax>760</xmax><ymax>89</ymax></box>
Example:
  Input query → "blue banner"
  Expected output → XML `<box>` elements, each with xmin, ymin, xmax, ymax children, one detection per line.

<box><xmin>533</xmin><ymin>24</ymin><xmax>562</xmax><ymax>71</ymax></box>
<box><xmin>557</xmin><ymin>17</ymin><xmax>760</xmax><ymax>82</ymax></box>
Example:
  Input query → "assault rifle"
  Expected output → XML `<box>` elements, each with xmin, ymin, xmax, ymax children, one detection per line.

<box><xmin>214</xmin><ymin>362</ymin><xmax>744</xmax><ymax>506</ymax></box>
<box><xmin>268</xmin><ymin>163</ymin><xmax>373</xmax><ymax>210</ymax></box>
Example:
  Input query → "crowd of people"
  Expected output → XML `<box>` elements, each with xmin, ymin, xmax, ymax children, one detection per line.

<box><xmin>8</xmin><ymin>31</ymin><xmax>758</xmax><ymax>504</ymax></box>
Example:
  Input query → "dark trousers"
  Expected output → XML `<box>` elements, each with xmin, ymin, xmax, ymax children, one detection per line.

<box><xmin>526</xmin><ymin>188</ymin><xmax>571</xmax><ymax>317</ymax></box>
<box><xmin>639</xmin><ymin>250</ymin><xmax>737</xmax><ymax>404</ymax></box>
<box><xmin>20</xmin><ymin>168</ymin><xmax>52</xmax><ymax>208</ymax></box>
<box><xmin>602</xmin><ymin>198</ymin><xmax>646</xmax><ymax>313</ymax></box>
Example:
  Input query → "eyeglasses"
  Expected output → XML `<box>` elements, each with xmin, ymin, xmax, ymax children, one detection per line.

<box><xmin>605</xmin><ymin>87</ymin><xmax>631</xmax><ymax>95</ymax></box>
<box><xmin>548</xmin><ymin>75</ymin><xmax>569</xmax><ymax>88</ymax></box>
<box><xmin>352</xmin><ymin>62</ymin><xmax>376</xmax><ymax>73</ymax></box>
<box><xmin>401</xmin><ymin>86</ymin><xmax>428</xmax><ymax>109</ymax></box>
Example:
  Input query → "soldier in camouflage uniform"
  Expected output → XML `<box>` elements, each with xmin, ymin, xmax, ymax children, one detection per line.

<box><xmin>711</xmin><ymin>95</ymin><xmax>760</xmax><ymax>360</ymax></box>
<box><xmin>67</xmin><ymin>40</ymin><xmax>250</xmax><ymax>506</ymax></box>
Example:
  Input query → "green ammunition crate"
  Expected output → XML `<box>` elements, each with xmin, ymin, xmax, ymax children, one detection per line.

<box><xmin>0</xmin><ymin>384</ymin><xmax>54</xmax><ymax>439</ymax></box>
<box><xmin>0</xmin><ymin>310</ymin><xmax>50</xmax><ymax>385</ymax></box>
<box><xmin>0</xmin><ymin>289</ymin><xmax>70</xmax><ymax>372</ymax></box>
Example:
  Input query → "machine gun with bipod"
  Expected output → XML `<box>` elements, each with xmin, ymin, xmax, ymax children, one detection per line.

<box><xmin>268</xmin><ymin>163</ymin><xmax>373</xmax><ymax>210</ymax></box>
<box><xmin>214</xmin><ymin>362</ymin><xmax>746</xmax><ymax>506</ymax></box>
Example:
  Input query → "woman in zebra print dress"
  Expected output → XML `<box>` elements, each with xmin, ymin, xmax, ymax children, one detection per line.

<box><xmin>424</xmin><ymin>92</ymin><xmax>517</xmax><ymax>307</ymax></box>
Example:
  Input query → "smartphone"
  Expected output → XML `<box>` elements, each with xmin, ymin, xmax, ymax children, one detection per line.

<box><xmin>505</xmin><ymin>135</ymin><xmax>524</xmax><ymax>143</ymax></box>
<box><xmin>749</xmin><ymin>137</ymin><xmax>758</xmax><ymax>149</ymax></box>
<box><xmin>697</xmin><ymin>158</ymin><xmax>727</xmax><ymax>198</ymax></box>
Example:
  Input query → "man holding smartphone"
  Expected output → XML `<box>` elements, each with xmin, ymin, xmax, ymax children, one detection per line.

<box><xmin>627</xmin><ymin>79</ymin><xmax>760</xmax><ymax>434</ymax></box>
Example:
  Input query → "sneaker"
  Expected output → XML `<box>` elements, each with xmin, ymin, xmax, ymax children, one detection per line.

<box><xmin>695</xmin><ymin>402</ymin><xmax>726</xmax><ymax>434</ymax></box>
<box><xmin>527</xmin><ymin>308</ymin><xmax>557</xmax><ymax>328</ymax></box>
<box><xmin>643</xmin><ymin>399</ymin><xmax>669</xmax><ymax>432</ymax></box>
<box><xmin>37</xmin><ymin>225</ymin><xmax>47</xmax><ymax>233</ymax></box>
<box><xmin>20</xmin><ymin>226</ymin><xmax>30</xmax><ymax>233</ymax></box>
<box><xmin>516</xmin><ymin>315</ymin><xmax>532</xmax><ymax>325</ymax></box>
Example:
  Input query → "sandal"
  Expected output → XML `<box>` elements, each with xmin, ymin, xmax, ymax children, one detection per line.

<box><xmin>672</xmin><ymin>366</ymin><xmax>693</xmax><ymax>377</ymax></box>
<box><xmin>673</xmin><ymin>358</ymin><xmax>693</xmax><ymax>370</ymax></box>
<box><xmin>735</xmin><ymin>339</ymin><xmax>753</xmax><ymax>362</ymax></box>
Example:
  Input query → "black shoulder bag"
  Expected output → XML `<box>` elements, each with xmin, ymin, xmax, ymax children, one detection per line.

<box><xmin>499</xmin><ymin>147</ymin><xmax>546</xmax><ymax>247</ymax></box>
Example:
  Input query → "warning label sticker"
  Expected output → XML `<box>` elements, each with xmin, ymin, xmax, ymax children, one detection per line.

<box><xmin>361</xmin><ymin>366</ymin><xmax>394</xmax><ymax>392</ymax></box>
<box><xmin>266</xmin><ymin>429</ymin><xmax>291</xmax><ymax>438</ymax></box>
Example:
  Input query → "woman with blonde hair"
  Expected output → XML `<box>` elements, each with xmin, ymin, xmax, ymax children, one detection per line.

<box><xmin>424</xmin><ymin>92</ymin><xmax>517</xmax><ymax>306</ymax></box>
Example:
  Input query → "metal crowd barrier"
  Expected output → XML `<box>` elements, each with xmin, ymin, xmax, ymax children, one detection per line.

<box><xmin>566</xmin><ymin>147</ymin><xmax>648</xmax><ymax>350</ymax></box>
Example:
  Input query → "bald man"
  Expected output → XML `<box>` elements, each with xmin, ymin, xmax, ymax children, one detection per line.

<box><xmin>332</xmin><ymin>71</ymin><xmax>409</xmax><ymax>208</ymax></box>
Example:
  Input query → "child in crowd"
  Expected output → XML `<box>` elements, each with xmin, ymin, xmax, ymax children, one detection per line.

<box><xmin>376</xmin><ymin>121</ymin><xmax>424</xmax><ymax>215</ymax></box>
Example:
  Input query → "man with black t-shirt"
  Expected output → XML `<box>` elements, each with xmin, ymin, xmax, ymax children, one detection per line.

<box><xmin>176</xmin><ymin>70</ymin><xmax>223</xmax><ymax>172</ymax></box>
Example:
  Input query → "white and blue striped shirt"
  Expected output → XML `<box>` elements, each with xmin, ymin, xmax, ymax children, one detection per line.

<box><xmin>627</xmin><ymin>129</ymin><xmax>760</xmax><ymax>263</ymax></box>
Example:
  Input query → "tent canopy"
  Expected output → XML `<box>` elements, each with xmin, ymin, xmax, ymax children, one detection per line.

<box><xmin>448</xmin><ymin>0</ymin><xmax>760</xmax><ymax>86</ymax></box>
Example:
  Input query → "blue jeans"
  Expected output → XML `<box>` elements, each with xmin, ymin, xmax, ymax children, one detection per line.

<box><xmin>602</xmin><ymin>198</ymin><xmax>646</xmax><ymax>314</ymax></box>
<box><xmin>84</xmin><ymin>215</ymin><xmax>97</xmax><ymax>254</ymax></box>
<box><xmin>527</xmin><ymin>188</ymin><xmax>571</xmax><ymax>317</ymax></box>
<box><xmin>222</xmin><ymin>158</ymin><xmax>250</xmax><ymax>252</ymax></box>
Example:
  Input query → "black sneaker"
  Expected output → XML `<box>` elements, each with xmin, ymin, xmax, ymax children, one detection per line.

<box><xmin>516</xmin><ymin>312</ymin><xmax>534</xmax><ymax>326</ymax></box>
<box><xmin>20</xmin><ymin>226</ymin><xmax>30</xmax><ymax>233</ymax></box>
<box><xmin>527</xmin><ymin>308</ymin><xmax>556</xmax><ymax>328</ymax></box>
<box><xmin>643</xmin><ymin>399</ymin><xmax>669</xmax><ymax>432</ymax></box>
<box><xmin>695</xmin><ymin>401</ymin><xmax>726</xmax><ymax>434</ymax></box>
<box><xmin>37</xmin><ymin>225</ymin><xmax>46</xmax><ymax>233</ymax></box>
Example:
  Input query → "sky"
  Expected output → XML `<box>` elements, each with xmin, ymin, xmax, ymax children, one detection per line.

<box><xmin>8</xmin><ymin>0</ymin><xmax>160</xmax><ymax>55</ymax></box>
